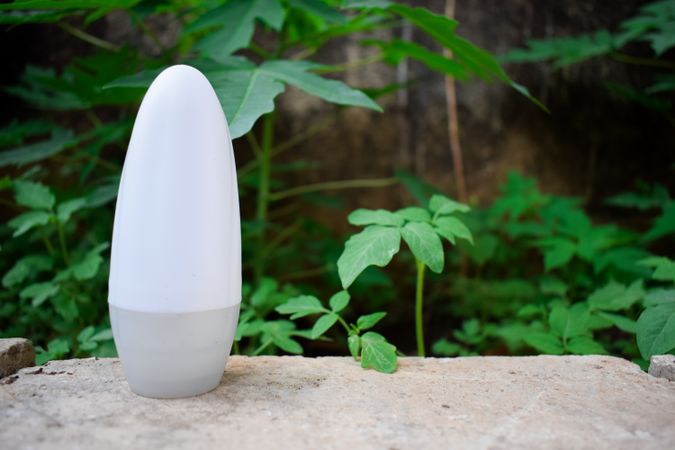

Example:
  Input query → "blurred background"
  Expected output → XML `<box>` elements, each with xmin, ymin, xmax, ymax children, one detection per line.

<box><xmin>1</xmin><ymin>0</ymin><xmax>673</xmax><ymax>370</ymax></box>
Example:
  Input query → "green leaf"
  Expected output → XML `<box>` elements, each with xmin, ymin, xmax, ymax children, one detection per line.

<box><xmin>390</xmin><ymin>3</ymin><xmax>531</xmax><ymax>104</ymax></box>
<box><xmin>643</xmin><ymin>203</ymin><xmax>675</xmax><ymax>242</ymax></box>
<box><xmin>2</xmin><ymin>254</ymin><xmax>53</xmax><ymax>288</ymax></box>
<box><xmin>213</xmin><ymin>66</ymin><xmax>285</xmax><ymax>139</ymax></box>
<box><xmin>548</xmin><ymin>303</ymin><xmax>590</xmax><ymax>339</ymax></box>
<box><xmin>347</xmin><ymin>334</ymin><xmax>360</xmax><ymax>359</ymax></box>
<box><xmin>14</xmin><ymin>180</ymin><xmax>55</xmax><ymax>210</ymax></box>
<box><xmin>523</xmin><ymin>331</ymin><xmax>564</xmax><ymax>354</ymax></box>
<box><xmin>251</xmin><ymin>278</ymin><xmax>279</xmax><ymax>308</ymax></box>
<box><xmin>459</xmin><ymin>233</ymin><xmax>497</xmax><ymax>263</ymax></box>
<box><xmin>329</xmin><ymin>291</ymin><xmax>350</xmax><ymax>312</ymax></box>
<box><xmin>401</xmin><ymin>222</ymin><xmax>444</xmax><ymax>273</ymax></box>
<box><xmin>637</xmin><ymin>302</ymin><xmax>675</xmax><ymax>359</ymax></box>
<box><xmin>502</xmin><ymin>29</ymin><xmax>614</xmax><ymax>68</ymax></box>
<box><xmin>588</xmin><ymin>280</ymin><xmax>644</xmax><ymax>311</ymax></box>
<box><xmin>52</xmin><ymin>292</ymin><xmax>80</xmax><ymax>322</ymax></box>
<box><xmin>595</xmin><ymin>311</ymin><xmax>637</xmax><ymax>334</ymax></box>
<box><xmin>434</xmin><ymin>216</ymin><xmax>473</xmax><ymax>245</ymax></box>
<box><xmin>0</xmin><ymin>128</ymin><xmax>74</xmax><ymax>167</ymax></box>
<box><xmin>71</xmin><ymin>243</ymin><xmax>109</xmax><ymax>281</ymax></box>
<box><xmin>516</xmin><ymin>304</ymin><xmax>541</xmax><ymax>318</ymax></box>
<box><xmin>188</xmin><ymin>0</ymin><xmax>285</xmax><ymax>57</ymax></box>
<box><xmin>536</xmin><ymin>237</ymin><xmax>575</xmax><ymax>271</ymax></box>
<box><xmin>102</xmin><ymin>67</ymin><xmax>163</xmax><ymax>89</ymax></box>
<box><xmin>431</xmin><ymin>338</ymin><xmax>463</xmax><ymax>356</ymax></box>
<box><xmin>644</xmin><ymin>289</ymin><xmax>675</xmax><ymax>307</ymax></box>
<box><xmin>390</xmin><ymin>5</ymin><xmax>458</xmax><ymax>53</ymax></box>
<box><xmin>20</xmin><ymin>281</ymin><xmax>59</xmax><ymax>307</ymax></box>
<box><xmin>110</xmin><ymin>57</ymin><xmax>380</xmax><ymax>139</ymax></box>
<box><xmin>343</xmin><ymin>0</ymin><xmax>392</xmax><ymax>8</ymax></box>
<box><xmin>348</xmin><ymin>208</ymin><xmax>403</xmax><ymax>227</ymax></box>
<box><xmin>370</xmin><ymin>39</ymin><xmax>469</xmax><ymax>80</ymax></box>
<box><xmin>259</xmin><ymin>60</ymin><xmax>381</xmax><ymax>112</ymax></box>
<box><xmin>311</xmin><ymin>313</ymin><xmax>339</xmax><ymax>339</ymax></box>
<box><xmin>263</xmin><ymin>320</ymin><xmax>304</xmax><ymax>354</ymax></box>
<box><xmin>394</xmin><ymin>207</ymin><xmax>431</xmax><ymax>222</ymax></box>
<box><xmin>90</xmin><ymin>328</ymin><xmax>113</xmax><ymax>342</ymax></box>
<box><xmin>289</xmin><ymin>0</ymin><xmax>346</xmax><ymax>23</ymax></box>
<box><xmin>56</xmin><ymin>198</ymin><xmax>87</xmax><ymax>222</ymax></box>
<box><xmin>337</xmin><ymin>225</ymin><xmax>401</xmax><ymax>289</ymax></box>
<box><xmin>77</xmin><ymin>326</ymin><xmax>95</xmax><ymax>343</ymax></box>
<box><xmin>429</xmin><ymin>194</ymin><xmax>470</xmax><ymax>215</ymax></box>
<box><xmin>276</xmin><ymin>295</ymin><xmax>326</xmax><ymax>319</ymax></box>
<box><xmin>360</xmin><ymin>331</ymin><xmax>397</xmax><ymax>373</ymax></box>
<box><xmin>639</xmin><ymin>256</ymin><xmax>675</xmax><ymax>283</ymax></box>
<box><xmin>539</xmin><ymin>276</ymin><xmax>568</xmax><ymax>297</ymax></box>
<box><xmin>566</xmin><ymin>336</ymin><xmax>608</xmax><ymax>355</ymax></box>
<box><xmin>8</xmin><ymin>211</ymin><xmax>51</xmax><ymax>237</ymax></box>
<box><xmin>40</xmin><ymin>337</ymin><xmax>70</xmax><ymax>362</ymax></box>
<box><xmin>356</xmin><ymin>311</ymin><xmax>386</xmax><ymax>331</ymax></box>
<box><xmin>605</xmin><ymin>184</ymin><xmax>670</xmax><ymax>210</ymax></box>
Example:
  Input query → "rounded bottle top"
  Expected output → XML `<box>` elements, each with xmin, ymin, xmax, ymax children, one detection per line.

<box><xmin>108</xmin><ymin>65</ymin><xmax>241</xmax><ymax>313</ymax></box>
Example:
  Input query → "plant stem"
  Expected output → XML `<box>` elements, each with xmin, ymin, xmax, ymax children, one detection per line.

<box><xmin>58</xmin><ymin>22</ymin><xmax>120</xmax><ymax>52</ymax></box>
<box><xmin>269</xmin><ymin>177</ymin><xmax>397</xmax><ymax>202</ymax></box>
<box><xmin>252</xmin><ymin>339</ymin><xmax>273</xmax><ymax>356</ymax></box>
<box><xmin>245</xmin><ymin>131</ymin><xmax>263</xmax><ymax>158</ymax></box>
<box><xmin>237</xmin><ymin>114</ymin><xmax>338</xmax><ymax>178</ymax></box>
<box><xmin>336</xmin><ymin>315</ymin><xmax>351</xmax><ymax>334</ymax></box>
<box><xmin>254</xmin><ymin>113</ymin><xmax>275</xmax><ymax>283</ymax></box>
<box><xmin>57</xmin><ymin>223</ymin><xmax>70</xmax><ymax>265</ymax></box>
<box><xmin>610</xmin><ymin>52</ymin><xmax>675</xmax><ymax>70</ymax></box>
<box><xmin>277</xmin><ymin>265</ymin><xmax>330</xmax><ymax>282</ymax></box>
<box><xmin>443</xmin><ymin>0</ymin><xmax>467</xmax><ymax>203</ymax></box>
<box><xmin>313</xmin><ymin>54</ymin><xmax>385</xmax><ymax>74</ymax></box>
<box><xmin>41</xmin><ymin>235</ymin><xmax>56</xmax><ymax>256</ymax></box>
<box><xmin>415</xmin><ymin>259</ymin><xmax>426</xmax><ymax>357</ymax></box>
<box><xmin>129</xmin><ymin>10</ymin><xmax>163</xmax><ymax>51</ymax></box>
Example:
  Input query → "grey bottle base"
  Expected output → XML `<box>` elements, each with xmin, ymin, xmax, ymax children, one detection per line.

<box><xmin>109</xmin><ymin>304</ymin><xmax>240</xmax><ymax>399</ymax></box>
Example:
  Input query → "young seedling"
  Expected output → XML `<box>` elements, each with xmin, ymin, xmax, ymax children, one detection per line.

<box><xmin>337</xmin><ymin>194</ymin><xmax>473</xmax><ymax>356</ymax></box>
<box><xmin>276</xmin><ymin>291</ymin><xmax>397</xmax><ymax>373</ymax></box>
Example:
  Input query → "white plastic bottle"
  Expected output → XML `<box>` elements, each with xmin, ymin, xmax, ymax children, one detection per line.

<box><xmin>108</xmin><ymin>65</ymin><xmax>241</xmax><ymax>398</ymax></box>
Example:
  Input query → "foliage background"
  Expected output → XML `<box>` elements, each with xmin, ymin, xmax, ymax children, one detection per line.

<box><xmin>0</xmin><ymin>0</ymin><xmax>673</xmax><ymax>371</ymax></box>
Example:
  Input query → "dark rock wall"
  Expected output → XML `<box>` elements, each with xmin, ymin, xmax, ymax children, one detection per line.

<box><xmin>2</xmin><ymin>1</ymin><xmax>672</xmax><ymax>218</ymax></box>
<box><xmin>275</xmin><ymin>0</ymin><xmax>673</xmax><ymax>223</ymax></box>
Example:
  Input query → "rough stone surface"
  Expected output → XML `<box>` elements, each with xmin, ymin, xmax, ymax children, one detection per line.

<box><xmin>0</xmin><ymin>338</ymin><xmax>34</xmax><ymax>379</ymax></box>
<box><xmin>649</xmin><ymin>355</ymin><xmax>675</xmax><ymax>382</ymax></box>
<box><xmin>1</xmin><ymin>356</ymin><xmax>675</xmax><ymax>449</ymax></box>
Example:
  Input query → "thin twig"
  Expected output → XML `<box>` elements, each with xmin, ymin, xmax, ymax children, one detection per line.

<box><xmin>237</xmin><ymin>114</ymin><xmax>338</xmax><ymax>178</ymax></box>
<box><xmin>58</xmin><ymin>22</ymin><xmax>120</xmax><ymax>52</ymax></box>
<box><xmin>610</xmin><ymin>52</ymin><xmax>675</xmax><ymax>70</ymax></box>
<box><xmin>277</xmin><ymin>265</ymin><xmax>331</xmax><ymax>282</ymax></box>
<box><xmin>269</xmin><ymin>177</ymin><xmax>398</xmax><ymax>202</ymax></box>
<box><xmin>443</xmin><ymin>0</ymin><xmax>467</xmax><ymax>203</ymax></box>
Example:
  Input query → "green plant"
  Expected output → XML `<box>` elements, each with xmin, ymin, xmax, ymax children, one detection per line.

<box><xmin>276</xmin><ymin>290</ymin><xmax>397</xmax><ymax>373</ymax></box>
<box><xmin>503</xmin><ymin>0</ymin><xmax>675</xmax><ymax>121</ymax></box>
<box><xmin>1</xmin><ymin>0</ymin><xmax>533</xmax><ymax>365</ymax></box>
<box><xmin>1</xmin><ymin>179</ymin><xmax>115</xmax><ymax>363</ymax></box>
<box><xmin>336</xmin><ymin>194</ymin><xmax>473</xmax><ymax>356</ymax></box>
<box><xmin>425</xmin><ymin>172</ymin><xmax>675</xmax><ymax>367</ymax></box>
<box><xmin>636</xmin><ymin>257</ymin><xmax>675</xmax><ymax>360</ymax></box>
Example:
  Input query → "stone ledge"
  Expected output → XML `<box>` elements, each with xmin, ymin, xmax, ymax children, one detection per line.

<box><xmin>0</xmin><ymin>338</ymin><xmax>34</xmax><ymax>378</ymax></box>
<box><xmin>1</xmin><ymin>355</ymin><xmax>674</xmax><ymax>449</ymax></box>
<box><xmin>649</xmin><ymin>355</ymin><xmax>675</xmax><ymax>382</ymax></box>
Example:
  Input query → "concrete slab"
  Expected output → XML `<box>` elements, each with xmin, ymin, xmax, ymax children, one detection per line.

<box><xmin>1</xmin><ymin>356</ymin><xmax>674</xmax><ymax>449</ymax></box>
